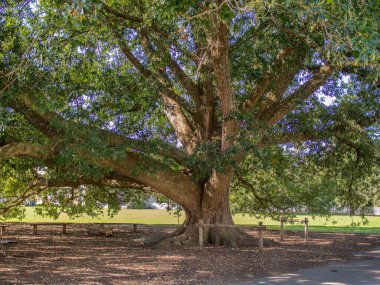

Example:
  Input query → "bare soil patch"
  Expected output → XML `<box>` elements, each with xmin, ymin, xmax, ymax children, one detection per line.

<box><xmin>1</xmin><ymin>223</ymin><xmax>380</xmax><ymax>284</ymax></box>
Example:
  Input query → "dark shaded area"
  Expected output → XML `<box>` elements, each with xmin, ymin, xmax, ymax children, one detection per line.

<box><xmin>0</xmin><ymin>224</ymin><xmax>380</xmax><ymax>284</ymax></box>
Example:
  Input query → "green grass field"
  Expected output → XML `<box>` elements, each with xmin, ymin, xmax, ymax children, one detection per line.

<box><xmin>235</xmin><ymin>215</ymin><xmax>380</xmax><ymax>234</ymax></box>
<box><xmin>6</xmin><ymin>207</ymin><xmax>380</xmax><ymax>234</ymax></box>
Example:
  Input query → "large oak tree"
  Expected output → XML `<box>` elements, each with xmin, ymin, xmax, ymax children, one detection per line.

<box><xmin>0</xmin><ymin>0</ymin><xmax>379</xmax><ymax>246</ymax></box>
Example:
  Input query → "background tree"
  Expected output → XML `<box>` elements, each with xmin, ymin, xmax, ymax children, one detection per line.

<box><xmin>231</xmin><ymin>140</ymin><xmax>380</xmax><ymax>219</ymax></box>
<box><xmin>0</xmin><ymin>0</ymin><xmax>379</xmax><ymax>246</ymax></box>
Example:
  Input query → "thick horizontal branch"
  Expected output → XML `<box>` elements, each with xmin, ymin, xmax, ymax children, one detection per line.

<box><xmin>0</xmin><ymin>143</ymin><xmax>51</xmax><ymax>163</ymax></box>
<box><xmin>0</xmin><ymin>141</ymin><xmax>201</xmax><ymax>215</ymax></box>
<box><xmin>87</xmin><ymin>150</ymin><xmax>202</xmax><ymax>214</ymax></box>
<box><xmin>4</xmin><ymin>133</ymin><xmax>196</xmax><ymax>213</ymax></box>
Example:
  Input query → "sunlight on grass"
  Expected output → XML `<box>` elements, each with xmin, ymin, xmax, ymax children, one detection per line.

<box><xmin>234</xmin><ymin>213</ymin><xmax>380</xmax><ymax>234</ymax></box>
<box><xmin>7</xmin><ymin>207</ymin><xmax>380</xmax><ymax>234</ymax></box>
<box><xmin>9</xmin><ymin>207</ymin><xmax>185</xmax><ymax>225</ymax></box>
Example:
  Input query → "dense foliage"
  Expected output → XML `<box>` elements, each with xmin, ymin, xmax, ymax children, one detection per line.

<box><xmin>0</xmin><ymin>1</ymin><xmax>379</xmax><ymax>245</ymax></box>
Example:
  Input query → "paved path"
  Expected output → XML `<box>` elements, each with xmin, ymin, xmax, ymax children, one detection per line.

<box><xmin>240</xmin><ymin>247</ymin><xmax>380</xmax><ymax>285</ymax></box>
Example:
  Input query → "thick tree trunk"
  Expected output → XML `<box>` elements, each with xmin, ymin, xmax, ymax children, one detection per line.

<box><xmin>155</xmin><ymin>171</ymin><xmax>256</xmax><ymax>248</ymax></box>
<box><xmin>155</xmin><ymin>194</ymin><xmax>256</xmax><ymax>248</ymax></box>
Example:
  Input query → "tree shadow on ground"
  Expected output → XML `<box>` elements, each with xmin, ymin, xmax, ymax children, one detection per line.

<box><xmin>0</xmin><ymin>224</ymin><xmax>380</xmax><ymax>284</ymax></box>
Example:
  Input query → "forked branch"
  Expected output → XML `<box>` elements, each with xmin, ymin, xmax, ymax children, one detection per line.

<box><xmin>260</xmin><ymin>65</ymin><xmax>333</xmax><ymax>125</ymax></box>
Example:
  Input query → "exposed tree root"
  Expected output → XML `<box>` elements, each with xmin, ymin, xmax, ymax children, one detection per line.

<box><xmin>152</xmin><ymin>224</ymin><xmax>278</xmax><ymax>249</ymax></box>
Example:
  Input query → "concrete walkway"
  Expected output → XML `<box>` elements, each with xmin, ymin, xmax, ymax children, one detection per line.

<box><xmin>240</xmin><ymin>247</ymin><xmax>380</xmax><ymax>285</ymax></box>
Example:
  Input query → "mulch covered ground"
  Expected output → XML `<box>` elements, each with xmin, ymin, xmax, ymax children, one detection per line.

<box><xmin>1</xmin><ymin>223</ymin><xmax>380</xmax><ymax>284</ymax></box>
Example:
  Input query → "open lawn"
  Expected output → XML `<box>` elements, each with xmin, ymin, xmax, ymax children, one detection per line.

<box><xmin>6</xmin><ymin>207</ymin><xmax>380</xmax><ymax>234</ymax></box>
<box><xmin>236</xmin><ymin>214</ymin><xmax>380</xmax><ymax>235</ymax></box>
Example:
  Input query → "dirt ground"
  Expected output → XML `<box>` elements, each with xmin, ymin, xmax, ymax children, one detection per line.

<box><xmin>1</xmin><ymin>223</ymin><xmax>380</xmax><ymax>285</ymax></box>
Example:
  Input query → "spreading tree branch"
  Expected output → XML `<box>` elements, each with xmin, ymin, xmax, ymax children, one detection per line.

<box><xmin>0</xmin><ymin>143</ymin><xmax>51</xmax><ymax>163</ymax></box>
<box><xmin>102</xmin><ymin>3</ymin><xmax>143</xmax><ymax>24</ymax></box>
<box><xmin>242</xmin><ymin>48</ymin><xmax>303</xmax><ymax>113</ymax></box>
<box><xmin>86</xmin><ymin>150</ymin><xmax>202</xmax><ymax>214</ymax></box>
<box><xmin>259</xmin><ymin>65</ymin><xmax>333</xmax><ymax>125</ymax></box>
<box><xmin>0</xmin><ymin>141</ymin><xmax>201</xmax><ymax>215</ymax></box>
<box><xmin>7</xmin><ymin>91</ymin><xmax>189</xmax><ymax>166</ymax></box>
<box><xmin>162</xmin><ymin>96</ymin><xmax>198</xmax><ymax>153</ymax></box>
<box><xmin>114</xmin><ymin>30</ymin><xmax>196</xmax><ymax>115</ymax></box>
<box><xmin>143</xmin><ymin>30</ymin><xmax>201</xmax><ymax>106</ymax></box>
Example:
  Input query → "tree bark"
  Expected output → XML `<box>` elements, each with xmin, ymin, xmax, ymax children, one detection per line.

<box><xmin>155</xmin><ymin>169</ymin><xmax>258</xmax><ymax>248</ymax></box>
